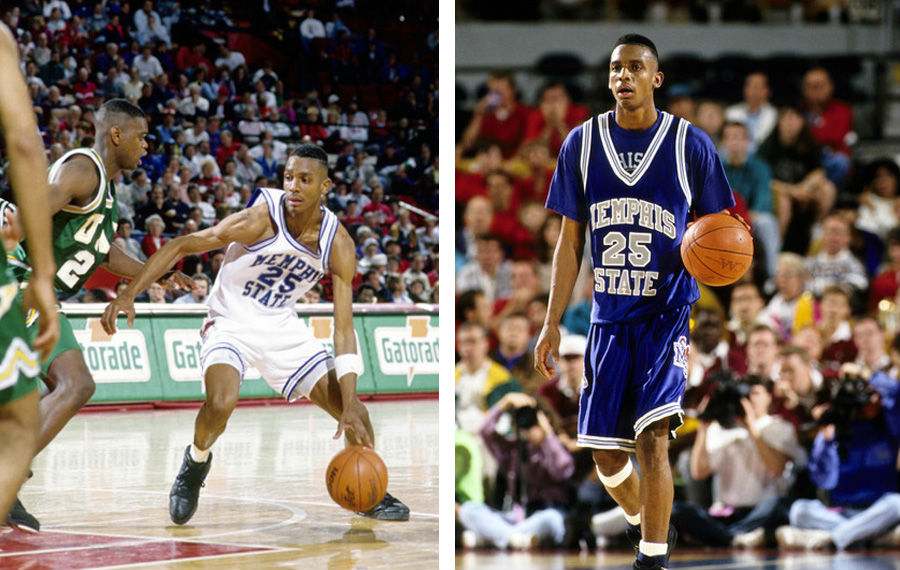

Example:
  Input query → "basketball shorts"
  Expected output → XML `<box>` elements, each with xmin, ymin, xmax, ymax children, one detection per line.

<box><xmin>0</xmin><ymin>285</ymin><xmax>40</xmax><ymax>404</ymax></box>
<box><xmin>577</xmin><ymin>303</ymin><xmax>691</xmax><ymax>451</ymax></box>
<box><xmin>200</xmin><ymin>315</ymin><xmax>334</xmax><ymax>402</ymax></box>
<box><xmin>24</xmin><ymin>301</ymin><xmax>79</xmax><ymax>375</ymax></box>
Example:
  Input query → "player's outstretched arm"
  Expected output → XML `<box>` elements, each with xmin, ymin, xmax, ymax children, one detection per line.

<box><xmin>0</xmin><ymin>23</ymin><xmax>58</xmax><ymax>360</ymax></box>
<box><xmin>101</xmin><ymin>241</ymin><xmax>194</xmax><ymax>291</ymax></box>
<box><xmin>535</xmin><ymin>216</ymin><xmax>585</xmax><ymax>379</ymax></box>
<box><xmin>329</xmin><ymin>225</ymin><xmax>373</xmax><ymax>448</ymax></box>
<box><xmin>100</xmin><ymin>204</ymin><xmax>272</xmax><ymax>334</ymax></box>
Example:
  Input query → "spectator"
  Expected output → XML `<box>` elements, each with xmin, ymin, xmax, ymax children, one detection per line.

<box><xmin>777</xmin><ymin>364</ymin><xmax>900</xmax><ymax>550</ymax></box>
<box><xmin>113</xmin><ymin>218</ymin><xmax>145</xmax><ymax>262</ymax></box>
<box><xmin>460</xmin><ymin>69</ymin><xmax>531</xmax><ymax>159</ymax></box>
<box><xmin>807</xmin><ymin>213</ymin><xmax>868</xmax><ymax>300</ymax></box>
<box><xmin>133</xmin><ymin>1</ymin><xmax>161</xmax><ymax>44</ymax></box>
<box><xmin>856</xmin><ymin>159</ymin><xmax>900</xmax><ymax>242</ymax></box>
<box><xmin>758</xmin><ymin>106</ymin><xmax>836</xmax><ymax>256</ymax></box>
<box><xmin>162</xmin><ymin>183</ymin><xmax>191</xmax><ymax>233</ymax></box>
<box><xmin>537</xmin><ymin>333</ymin><xmax>586</xmax><ymax>450</ymax></box>
<box><xmin>455</xmin><ymin>322</ymin><xmax>520</xmax><ymax>434</ymax></box>
<box><xmin>762</xmin><ymin>253</ymin><xmax>811</xmax><ymax>342</ymax></box>
<box><xmin>672</xmin><ymin>375</ymin><xmax>804</xmax><ymax>548</ymax></box>
<box><xmin>522</xmin><ymin>82</ymin><xmax>589</xmax><ymax>157</ymax></box>
<box><xmin>853</xmin><ymin>317</ymin><xmax>891</xmax><ymax>373</ymax></box>
<box><xmin>817</xmin><ymin>286</ymin><xmax>857</xmax><ymax>371</ymax></box>
<box><xmin>457</xmin><ymin>234</ymin><xmax>513</xmax><ymax>303</ymax></box>
<box><xmin>726</xmin><ymin>282</ymin><xmax>771</xmax><ymax>374</ymax></box>
<box><xmin>720</xmin><ymin>121</ymin><xmax>779</xmax><ymax>279</ymax></box>
<box><xmin>173</xmin><ymin>273</ymin><xmax>211</xmax><ymax>304</ymax></box>
<box><xmin>146</xmin><ymin>281</ymin><xmax>168</xmax><ymax>303</ymax></box>
<box><xmin>725</xmin><ymin>72</ymin><xmax>777</xmax><ymax>153</ymax></box>
<box><xmin>695</xmin><ymin>100</ymin><xmax>726</xmax><ymax>146</ymax></box>
<box><xmin>214</xmin><ymin>44</ymin><xmax>245</xmax><ymax>72</ymax></box>
<box><xmin>459</xmin><ymin>392</ymin><xmax>574</xmax><ymax>550</ymax></box>
<box><xmin>800</xmin><ymin>67</ymin><xmax>853</xmax><ymax>189</ymax></box>
<box><xmin>136</xmin><ymin>184</ymin><xmax>167</xmax><ymax>230</ymax></box>
<box><xmin>490</xmin><ymin>312</ymin><xmax>543</xmax><ymax>394</ymax></box>
<box><xmin>868</xmin><ymin>227</ymin><xmax>900</xmax><ymax>313</ymax></box>
<box><xmin>771</xmin><ymin>345</ymin><xmax>827</xmax><ymax>438</ymax></box>
<box><xmin>141</xmin><ymin>214</ymin><xmax>166</xmax><ymax>258</ymax></box>
<box><xmin>746</xmin><ymin>325</ymin><xmax>782</xmax><ymax>383</ymax></box>
<box><xmin>255</xmin><ymin>142</ymin><xmax>278</xmax><ymax>179</ymax></box>
<box><xmin>132</xmin><ymin>44</ymin><xmax>163</xmax><ymax>81</ymax></box>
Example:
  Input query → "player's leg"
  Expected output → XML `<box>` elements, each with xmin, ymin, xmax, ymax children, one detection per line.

<box><xmin>635</xmin><ymin>417</ymin><xmax>674</xmax><ymax>546</ymax></box>
<box><xmin>592</xmin><ymin>449</ymin><xmax>641</xmax><ymax>515</ymax></box>
<box><xmin>306</xmin><ymin>369</ymin><xmax>408</xmax><ymax>521</ymax></box>
<box><xmin>37</xmin><ymin>348</ymin><xmax>95</xmax><ymax>452</ymax></box>
<box><xmin>0</xmin><ymin>390</ymin><xmax>39</xmax><ymax>523</ymax></box>
<box><xmin>169</xmin><ymin>362</ymin><xmax>241</xmax><ymax>525</ymax></box>
<box><xmin>307</xmin><ymin>368</ymin><xmax>374</xmax><ymax>447</ymax></box>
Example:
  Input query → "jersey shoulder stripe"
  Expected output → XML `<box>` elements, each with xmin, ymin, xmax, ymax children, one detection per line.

<box><xmin>245</xmin><ymin>187</ymin><xmax>281</xmax><ymax>252</ymax></box>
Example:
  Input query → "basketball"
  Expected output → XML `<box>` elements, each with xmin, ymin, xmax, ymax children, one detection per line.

<box><xmin>680</xmin><ymin>213</ymin><xmax>753</xmax><ymax>286</ymax></box>
<box><xmin>325</xmin><ymin>446</ymin><xmax>388</xmax><ymax>512</ymax></box>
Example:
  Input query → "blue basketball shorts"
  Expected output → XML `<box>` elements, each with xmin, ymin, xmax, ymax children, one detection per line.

<box><xmin>577</xmin><ymin>304</ymin><xmax>691</xmax><ymax>451</ymax></box>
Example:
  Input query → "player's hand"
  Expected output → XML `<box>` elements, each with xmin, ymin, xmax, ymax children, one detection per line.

<box><xmin>159</xmin><ymin>270</ymin><xmax>195</xmax><ymax>291</ymax></box>
<box><xmin>718</xmin><ymin>209</ymin><xmax>751</xmax><ymax>232</ymax></box>
<box><xmin>22</xmin><ymin>274</ymin><xmax>59</xmax><ymax>362</ymax></box>
<box><xmin>534</xmin><ymin>324</ymin><xmax>561</xmax><ymax>379</ymax></box>
<box><xmin>1</xmin><ymin>209</ymin><xmax>21</xmax><ymax>251</ymax></box>
<box><xmin>335</xmin><ymin>398</ymin><xmax>373</xmax><ymax>448</ymax></box>
<box><xmin>101</xmin><ymin>294</ymin><xmax>136</xmax><ymax>334</ymax></box>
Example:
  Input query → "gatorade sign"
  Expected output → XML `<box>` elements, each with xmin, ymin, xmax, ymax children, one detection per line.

<box><xmin>73</xmin><ymin>319</ymin><xmax>151</xmax><ymax>383</ymax></box>
<box><xmin>373</xmin><ymin>316</ymin><xmax>439</xmax><ymax>382</ymax></box>
<box><xmin>163</xmin><ymin>329</ymin><xmax>260</xmax><ymax>382</ymax></box>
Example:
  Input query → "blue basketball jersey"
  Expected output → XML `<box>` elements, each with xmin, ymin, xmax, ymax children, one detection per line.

<box><xmin>546</xmin><ymin>110</ymin><xmax>734</xmax><ymax>324</ymax></box>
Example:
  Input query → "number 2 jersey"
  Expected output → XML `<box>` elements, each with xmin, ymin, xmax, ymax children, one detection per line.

<box><xmin>11</xmin><ymin>148</ymin><xmax>118</xmax><ymax>294</ymax></box>
<box><xmin>206</xmin><ymin>187</ymin><xmax>339</xmax><ymax>322</ymax></box>
<box><xmin>545</xmin><ymin>110</ymin><xmax>734</xmax><ymax>324</ymax></box>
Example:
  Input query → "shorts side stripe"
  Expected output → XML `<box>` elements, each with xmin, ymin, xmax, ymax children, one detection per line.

<box><xmin>281</xmin><ymin>350</ymin><xmax>329</xmax><ymax>398</ymax></box>
<box><xmin>634</xmin><ymin>402</ymin><xmax>683</xmax><ymax>437</ymax></box>
<box><xmin>577</xmin><ymin>434</ymin><xmax>636</xmax><ymax>451</ymax></box>
<box><xmin>0</xmin><ymin>338</ymin><xmax>40</xmax><ymax>390</ymax></box>
<box><xmin>202</xmin><ymin>344</ymin><xmax>246</xmax><ymax>378</ymax></box>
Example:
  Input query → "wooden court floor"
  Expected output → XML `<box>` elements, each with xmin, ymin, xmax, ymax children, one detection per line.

<box><xmin>457</xmin><ymin>549</ymin><xmax>900</xmax><ymax>569</ymax></box>
<box><xmin>1</xmin><ymin>399</ymin><xmax>438</xmax><ymax>569</ymax></box>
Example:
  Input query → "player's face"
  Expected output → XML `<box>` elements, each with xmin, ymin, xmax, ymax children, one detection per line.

<box><xmin>608</xmin><ymin>45</ymin><xmax>662</xmax><ymax>110</ymax></box>
<box><xmin>118</xmin><ymin>117</ymin><xmax>149</xmax><ymax>170</ymax></box>
<box><xmin>283</xmin><ymin>156</ymin><xmax>331</xmax><ymax>217</ymax></box>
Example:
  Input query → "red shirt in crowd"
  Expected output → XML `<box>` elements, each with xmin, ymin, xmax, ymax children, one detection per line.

<box><xmin>806</xmin><ymin>99</ymin><xmax>854</xmax><ymax>156</ymax></box>
<box><xmin>522</xmin><ymin>103</ymin><xmax>590</xmax><ymax>157</ymax></box>
<box><xmin>478</xmin><ymin>103</ymin><xmax>531</xmax><ymax>159</ymax></box>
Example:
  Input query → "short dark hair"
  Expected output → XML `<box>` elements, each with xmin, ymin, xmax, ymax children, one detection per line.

<box><xmin>288</xmin><ymin>143</ymin><xmax>329</xmax><ymax>172</ymax></box>
<box><xmin>614</xmin><ymin>33</ymin><xmax>658</xmax><ymax>62</ymax></box>
<box><xmin>96</xmin><ymin>98</ymin><xmax>146</xmax><ymax>125</ymax></box>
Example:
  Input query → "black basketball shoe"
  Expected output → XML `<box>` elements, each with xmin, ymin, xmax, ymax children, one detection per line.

<box><xmin>359</xmin><ymin>492</ymin><xmax>410</xmax><ymax>521</ymax></box>
<box><xmin>6</xmin><ymin>497</ymin><xmax>39</xmax><ymax>532</ymax></box>
<box><xmin>627</xmin><ymin>524</ymin><xmax>678</xmax><ymax>567</ymax></box>
<box><xmin>169</xmin><ymin>446</ymin><xmax>212</xmax><ymax>525</ymax></box>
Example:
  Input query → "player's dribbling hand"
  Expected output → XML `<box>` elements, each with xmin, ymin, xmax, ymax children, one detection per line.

<box><xmin>159</xmin><ymin>270</ymin><xmax>195</xmax><ymax>291</ymax></box>
<box><xmin>23</xmin><ymin>274</ymin><xmax>59</xmax><ymax>362</ymax></box>
<box><xmin>335</xmin><ymin>399</ymin><xmax>373</xmax><ymax>448</ymax></box>
<box><xmin>101</xmin><ymin>295</ymin><xmax>136</xmax><ymax>335</ymax></box>
<box><xmin>534</xmin><ymin>324</ymin><xmax>561</xmax><ymax>379</ymax></box>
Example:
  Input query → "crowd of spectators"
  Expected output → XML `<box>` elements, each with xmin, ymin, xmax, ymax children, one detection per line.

<box><xmin>0</xmin><ymin>0</ymin><xmax>438</xmax><ymax>306</ymax></box>
<box><xmin>455</xmin><ymin>60</ymin><xmax>900</xmax><ymax>552</ymax></box>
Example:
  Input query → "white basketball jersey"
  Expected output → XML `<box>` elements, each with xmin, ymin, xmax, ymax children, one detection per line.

<box><xmin>206</xmin><ymin>187</ymin><xmax>339</xmax><ymax>321</ymax></box>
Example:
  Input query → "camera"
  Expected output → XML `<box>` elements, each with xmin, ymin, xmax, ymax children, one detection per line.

<box><xmin>698</xmin><ymin>371</ymin><xmax>751</xmax><ymax>429</ymax></box>
<box><xmin>819</xmin><ymin>374</ymin><xmax>872</xmax><ymax>439</ymax></box>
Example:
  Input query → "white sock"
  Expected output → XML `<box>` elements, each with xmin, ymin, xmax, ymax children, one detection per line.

<box><xmin>624</xmin><ymin>511</ymin><xmax>641</xmax><ymax>526</ymax></box>
<box><xmin>190</xmin><ymin>443</ymin><xmax>210</xmax><ymax>463</ymax></box>
<box><xmin>639</xmin><ymin>540</ymin><xmax>668</xmax><ymax>557</ymax></box>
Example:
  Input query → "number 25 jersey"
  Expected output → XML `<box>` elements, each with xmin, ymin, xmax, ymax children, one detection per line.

<box><xmin>206</xmin><ymin>187</ymin><xmax>339</xmax><ymax>322</ymax></box>
<box><xmin>545</xmin><ymin>111</ymin><xmax>734</xmax><ymax>324</ymax></box>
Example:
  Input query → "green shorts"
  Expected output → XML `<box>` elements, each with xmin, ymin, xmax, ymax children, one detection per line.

<box><xmin>24</xmin><ymin>298</ymin><xmax>79</xmax><ymax>376</ymax></box>
<box><xmin>0</xmin><ymin>285</ymin><xmax>40</xmax><ymax>404</ymax></box>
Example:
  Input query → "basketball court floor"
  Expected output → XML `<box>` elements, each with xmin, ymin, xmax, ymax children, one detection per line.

<box><xmin>457</xmin><ymin>549</ymin><xmax>900</xmax><ymax>569</ymax></box>
<box><xmin>1</xmin><ymin>399</ymin><xmax>438</xmax><ymax>569</ymax></box>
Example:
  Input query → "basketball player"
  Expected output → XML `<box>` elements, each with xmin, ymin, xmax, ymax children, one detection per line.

<box><xmin>100</xmin><ymin>144</ymin><xmax>410</xmax><ymax>524</ymax></box>
<box><xmin>0</xmin><ymin>22</ymin><xmax>59</xmax><ymax>523</ymax></box>
<box><xmin>534</xmin><ymin>35</ymin><xmax>738</xmax><ymax>570</ymax></box>
<box><xmin>4</xmin><ymin>98</ymin><xmax>192</xmax><ymax>531</ymax></box>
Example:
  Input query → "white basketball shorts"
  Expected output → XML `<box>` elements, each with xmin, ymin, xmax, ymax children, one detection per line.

<box><xmin>199</xmin><ymin>315</ymin><xmax>334</xmax><ymax>401</ymax></box>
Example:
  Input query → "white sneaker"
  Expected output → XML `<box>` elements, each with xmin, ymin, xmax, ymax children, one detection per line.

<box><xmin>732</xmin><ymin>527</ymin><xmax>764</xmax><ymax>548</ymax></box>
<box><xmin>776</xmin><ymin>526</ymin><xmax>831</xmax><ymax>550</ymax></box>
<box><xmin>873</xmin><ymin>524</ymin><xmax>900</xmax><ymax>548</ymax></box>
<box><xmin>461</xmin><ymin>530</ymin><xmax>480</xmax><ymax>549</ymax></box>
<box><xmin>508</xmin><ymin>532</ymin><xmax>538</xmax><ymax>550</ymax></box>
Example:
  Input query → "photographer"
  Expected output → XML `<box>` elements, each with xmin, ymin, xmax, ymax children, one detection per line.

<box><xmin>777</xmin><ymin>363</ymin><xmax>900</xmax><ymax>550</ymax></box>
<box><xmin>670</xmin><ymin>375</ymin><xmax>805</xmax><ymax>548</ymax></box>
<box><xmin>458</xmin><ymin>392</ymin><xmax>574</xmax><ymax>549</ymax></box>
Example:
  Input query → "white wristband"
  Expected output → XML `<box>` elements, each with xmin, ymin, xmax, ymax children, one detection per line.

<box><xmin>334</xmin><ymin>353</ymin><xmax>363</xmax><ymax>378</ymax></box>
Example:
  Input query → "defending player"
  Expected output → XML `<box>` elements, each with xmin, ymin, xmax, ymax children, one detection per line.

<box><xmin>534</xmin><ymin>35</ymin><xmax>737</xmax><ymax>570</ymax></box>
<box><xmin>0</xmin><ymin>22</ymin><xmax>59</xmax><ymax>523</ymax></box>
<box><xmin>4</xmin><ymin>98</ymin><xmax>191</xmax><ymax>531</ymax></box>
<box><xmin>101</xmin><ymin>144</ymin><xmax>410</xmax><ymax>524</ymax></box>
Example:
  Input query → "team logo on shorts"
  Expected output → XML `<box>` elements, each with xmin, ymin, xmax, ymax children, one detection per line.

<box><xmin>673</xmin><ymin>336</ymin><xmax>689</xmax><ymax>378</ymax></box>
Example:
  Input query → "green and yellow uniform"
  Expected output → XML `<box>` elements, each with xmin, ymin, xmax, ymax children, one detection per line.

<box><xmin>11</xmin><ymin>148</ymin><xmax>119</xmax><ymax>371</ymax></box>
<box><xmin>0</xmin><ymin>241</ymin><xmax>40</xmax><ymax>404</ymax></box>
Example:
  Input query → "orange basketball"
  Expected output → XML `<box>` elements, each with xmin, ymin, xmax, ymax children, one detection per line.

<box><xmin>325</xmin><ymin>446</ymin><xmax>388</xmax><ymax>512</ymax></box>
<box><xmin>680</xmin><ymin>213</ymin><xmax>753</xmax><ymax>286</ymax></box>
